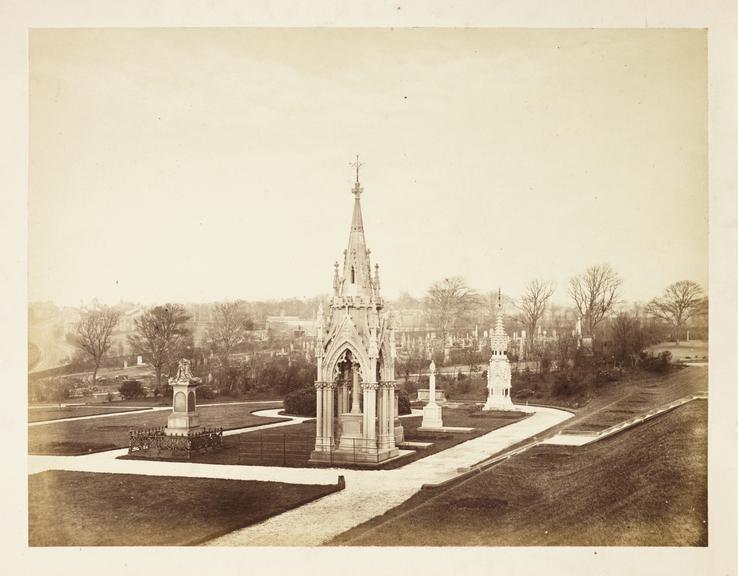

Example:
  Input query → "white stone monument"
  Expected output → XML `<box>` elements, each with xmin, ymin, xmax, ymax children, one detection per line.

<box><xmin>309</xmin><ymin>160</ymin><xmax>402</xmax><ymax>465</ymax></box>
<box><xmin>484</xmin><ymin>291</ymin><xmax>513</xmax><ymax>411</ymax></box>
<box><xmin>136</xmin><ymin>355</ymin><xmax>143</xmax><ymax>366</ymax></box>
<box><xmin>421</xmin><ymin>360</ymin><xmax>444</xmax><ymax>428</ymax></box>
<box><xmin>165</xmin><ymin>359</ymin><xmax>201</xmax><ymax>436</ymax></box>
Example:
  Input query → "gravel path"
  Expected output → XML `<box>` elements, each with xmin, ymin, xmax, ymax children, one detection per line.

<box><xmin>206</xmin><ymin>404</ymin><xmax>572</xmax><ymax>546</ymax></box>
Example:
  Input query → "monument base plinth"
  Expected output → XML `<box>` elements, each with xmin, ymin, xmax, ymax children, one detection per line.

<box><xmin>165</xmin><ymin>412</ymin><xmax>201</xmax><ymax>435</ymax></box>
<box><xmin>417</xmin><ymin>425</ymin><xmax>475</xmax><ymax>434</ymax></box>
<box><xmin>482</xmin><ymin>396</ymin><xmax>514</xmax><ymax>411</ymax></box>
<box><xmin>337</xmin><ymin>413</ymin><xmax>363</xmax><ymax>451</ymax></box>
<box><xmin>421</xmin><ymin>403</ymin><xmax>444</xmax><ymax>429</ymax></box>
<box><xmin>394</xmin><ymin>420</ymin><xmax>405</xmax><ymax>444</ymax></box>
<box><xmin>309</xmin><ymin>445</ymin><xmax>399</xmax><ymax>465</ymax></box>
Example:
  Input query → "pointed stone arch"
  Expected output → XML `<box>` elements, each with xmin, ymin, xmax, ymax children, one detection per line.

<box><xmin>322</xmin><ymin>339</ymin><xmax>370</xmax><ymax>383</ymax></box>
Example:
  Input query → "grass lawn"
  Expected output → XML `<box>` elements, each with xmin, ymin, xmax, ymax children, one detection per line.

<box><xmin>184</xmin><ymin>408</ymin><xmax>529</xmax><ymax>470</ymax></box>
<box><xmin>58</xmin><ymin>395</ymin><xmax>281</xmax><ymax>408</ymax></box>
<box><xmin>28</xmin><ymin>402</ymin><xmax>285</xmax><ymax>456</ymax></box>
<box><xmin>28</xmin><ymin>405</ymin><xmax>149</xmax><ymax>423</ymax></box>
<box><xmin>647</xmin><ymin>340</ymin><xmax>708</xmax><ymax>362</ymax></box>
<box><xmin>29</xmin><ymin>470</ymin><xmax>341</xmax><ymax>546</ymax></box>
<box><xmin>330</xmin><ymin>400</ymin><xmax>707</xmax><ymax>546</ymax></box>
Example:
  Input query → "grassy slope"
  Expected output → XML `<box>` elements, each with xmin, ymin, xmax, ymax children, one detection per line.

<box><xmin>331</xmin><ymin>400</ymin><xmax>707</xmax><ymax>546</ymax></box>
<box><xmin>28</xmin><ymin>402</ymin><xmax>284</xmax><ymax>455</ymax></box>
<box><xmin>564</xmin><ymin>365</ymin><xmax>707</xmax><ymax>432</ymax></box>
<box><xmin>29</xmin><ymin>470</ymin><xmax>339</xmax><ymax>546</ymax></box>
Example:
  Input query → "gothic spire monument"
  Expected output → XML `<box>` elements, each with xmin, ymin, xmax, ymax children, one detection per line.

<box><xmin>483</xmin><ymin>289</ymin><xmax>514</xmax><ymax>410</ymax></box>
<box><xmin>310</xmin><ymin>157</ymin><xmax>401</xmax><ymax>464</ymax></box>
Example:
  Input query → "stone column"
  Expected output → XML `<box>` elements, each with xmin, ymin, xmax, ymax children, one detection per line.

<box><xmin>377</xmin><ymin>384</ymin><xmax>389</xmax><ymax>450</ymax></box>
<box><xmin>376</xmin><ymin>383</ymin><xmax>385</xmax><ymax>448</ymax></box>
<box><xmin>382</xmin><ymin>383</ymin><xmax>396</xmax><ymax>450</ymax></box>
<box><xmin>387</xmin><ymin>382</ymin><xmax>396</xmax><ymax>449</ymax></box>
<box><xmin>314</xmin><ymin>383</ymin><xmax>324</xmax><ymax>451</ymax></box>
<box><xmin>422</xmin><ymin>361</ymin><xmax>443</xmax><ymax>429</ymax></box>
<box><xmin>350</xmin><ymin>365</ymin><xmax>361</xmax><ymax>414</ymax></box>
<box><xmin>323</xmin><ymin>382</ymin><xmax>335</xmax><ymax>449</ymax></box>
<box><xmin>429</xmin><ymin>363</ymin><xmax>437</xmax><ymax>405</ymax></box>
<box><xmin>362</xmin><ymin>383</ymin><xmax>378</xmax><ymax>453</ymax></box>
<box><xmin>340</xmin><ymin>383</ymin><xmax>350</xmax><ymax>414</ymax></box>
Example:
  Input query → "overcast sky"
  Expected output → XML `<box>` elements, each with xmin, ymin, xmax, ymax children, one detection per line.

<box><xmin>29</xmin><ymin>28</ymin><xmax>707</xmax><ymax>307</ymax></box>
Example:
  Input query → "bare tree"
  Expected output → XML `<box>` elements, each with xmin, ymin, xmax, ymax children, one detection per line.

<box><xmin>73</xmin><ymin>306</ymin><xmax>121</xmax><ymax>386</ymax></box>
<box><xmin>516</xmin><ymin>279</ymin><xmax>556</xmax><ymax>348</ymax></box>
<box><xmin>207</xmin><ymin>301</ymin><xmax>253</xmax><ymax>392</ymax></box>
<box><xmin>569</xmin><ymin>264</ymin><xmax>622</xmax><ymax>339</ymax></box>
<box><xmin>646</xmin><ymin>280</ymin><xmax>705</xmax><ymax>343</ymax></box>
<box><xmin>128</xmin><ymin>304</ymin><xmax>191</xmax><ymax>391</ymax></box>
<box><xmin>424</xmin><ymin>276</ymin><xmax>479</xmax><ymax>346</ymax></box>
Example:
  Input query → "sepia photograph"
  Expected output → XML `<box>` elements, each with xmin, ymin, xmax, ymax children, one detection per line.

<box><xmin>24</xmin><ymin>26</ymin><xmax>711</xmax><ymax>549</ymax></box>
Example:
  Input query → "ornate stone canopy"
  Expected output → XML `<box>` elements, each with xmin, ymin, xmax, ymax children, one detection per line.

<box><xmin>310</xmin><ymin>159</ymin><xmax>401</xmax><ymax>464</ymax></box>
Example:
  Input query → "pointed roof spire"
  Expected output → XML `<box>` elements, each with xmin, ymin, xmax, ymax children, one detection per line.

<box><xmin>491</xmin><ymin>288</ymin><xmax>508</xmax><ymax>355</ymax></box>
<box><xmin>340</xmin><ymin>155</ymin><xmax>374</xmax><ymax>298</ymax></box>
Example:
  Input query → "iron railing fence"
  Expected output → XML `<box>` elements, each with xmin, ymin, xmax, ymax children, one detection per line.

<box><xmin>238</xmin><ymin>432</ymin><xmax>372</xmax><ymax>466</ymax></box>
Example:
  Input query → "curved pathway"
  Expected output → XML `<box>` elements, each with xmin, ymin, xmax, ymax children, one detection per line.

<box><xmin>206</xmin><ymin>405</ymin><xmax>573</xmax><ymax>546</ymax></box>
<box><xmin>26</xmin><ymin>407</ymin><xmax>424</xmax><ymax>477</ymax></box>
<box><xmin>27</xmin><ymin>403</ymin><xmax>574</xmax><ymax>546</ymax></box>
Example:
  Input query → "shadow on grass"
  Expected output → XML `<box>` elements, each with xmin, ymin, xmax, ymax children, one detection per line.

<box><xmin>29</xmin><ymin>470</ymin><xmax>344</xmax><ymax>546</ymax></box>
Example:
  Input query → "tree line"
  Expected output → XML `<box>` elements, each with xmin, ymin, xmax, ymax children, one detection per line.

<box><xmin>65</xmin><ymin>264</ymin><xmax>706</xmax><ymax>395</ymax></box>
<box><xmin>70</xmin><ymin>301</ymin><xmax>254</xmax><ymax>393</ymax></box>
<box><xmin>421</xmin><ymin>264</ymin><xmax>706</xmax><ymax>357</ymax></box>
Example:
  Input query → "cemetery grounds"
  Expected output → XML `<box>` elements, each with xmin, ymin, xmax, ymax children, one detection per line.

<box><xmin>27</xmin><ymin>365</ymin><xmax>707</xmax><ymax>546</ymax></box>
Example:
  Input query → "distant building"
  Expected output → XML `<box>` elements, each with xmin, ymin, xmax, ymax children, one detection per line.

<box><xmin>266</xmin><ymin>314</ymin><xmax>316</xmax><ymax>336</ymax></box>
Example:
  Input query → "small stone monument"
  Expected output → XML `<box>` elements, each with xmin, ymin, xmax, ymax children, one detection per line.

<box><xmin>421</xmin><ymin>360</ymin><xmax>444</xmax><ymax>429</ymax></box>
<box><xmin>123</xmin><ymin>360</ymin><xmax>128</xmax><ymax>369</ymax></box>
<box><xmin>165</xmin><ymin>358</ymin><xmax>201</xmax><ymax>436</ymax></box>
<box><xmin>484</xmin><ymin>290</ymin><xmax>513</xmax><ymax>411</ymax></box>
<box><xmin>136</xmin><ymin>355</ymin><xmax>143</xmax><ymax>366</ymax></box>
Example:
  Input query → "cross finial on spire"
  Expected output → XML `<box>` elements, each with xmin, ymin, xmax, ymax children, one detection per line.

<box><xmin>350</xmin><ymin>154</ymin><xmax>363</xmax><ymax>184</ymax></box>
